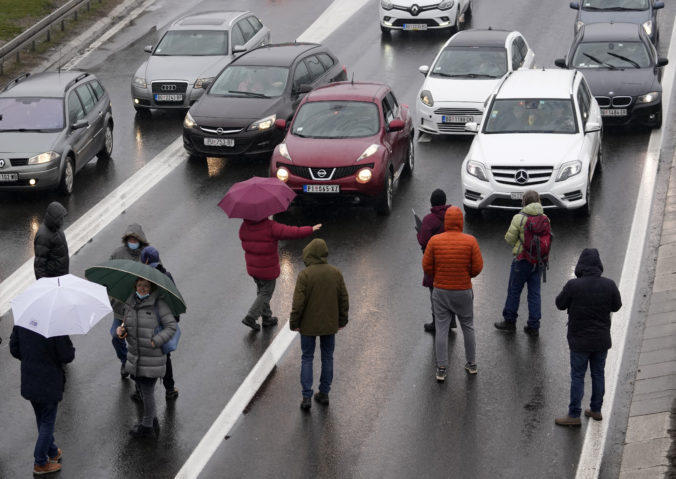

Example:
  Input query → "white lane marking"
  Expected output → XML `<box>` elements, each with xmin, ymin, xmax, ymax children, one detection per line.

<box><xmin>0</xmin><ymin>137</ymin><xmax>185</xmax><ymax>316</ymax></box>
<box><xmin>575</xmin><ymin>19</ymin><xmax>676</xmax><ymax>479</ymax></box>
<box><xmin>296</xmin><ymin>0</ymin><xmax>370</xmax><ymax>43</ymax></box>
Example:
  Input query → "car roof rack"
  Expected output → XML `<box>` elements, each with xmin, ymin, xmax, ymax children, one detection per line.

<box><xmin>2</xmin><ymin>72</ymin><xmax>31</xmax><ymax>92</ymax></box>
<box><xmin>65</xmin><ymin>72</ymin><xmax>91</xmax><ymax>91</ymax></box>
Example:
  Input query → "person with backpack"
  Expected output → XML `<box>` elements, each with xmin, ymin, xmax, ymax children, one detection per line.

<box><xmin>494</xmin><ymin>190</ymin><xmax>551</xmax><ymax>337</ymax></box>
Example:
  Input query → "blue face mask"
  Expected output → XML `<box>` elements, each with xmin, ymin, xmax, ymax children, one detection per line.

<box><xmin>136</xmin><ymin>291</ymin><xmax>150</xmax><ymax>300</ymax></box>
<box><xmin>127</xmin><ymin>241</ymin><xmax>140</xmax><ymax>250</ymax></box>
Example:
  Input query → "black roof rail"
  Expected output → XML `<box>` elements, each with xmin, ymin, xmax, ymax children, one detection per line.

<box><xmin>2</xmin><ymin>72</ymin><xmax>31</xmax><ymax>92</ymax></box>
<box><xmin>65</xmin><ymin>72</ymin><xmax>91</xmax><ymax>91</ymax></box>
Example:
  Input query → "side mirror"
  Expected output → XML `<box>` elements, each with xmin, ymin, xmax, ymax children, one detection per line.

<box><xmin>654</xmin><ymin>1</ymin><xmax>664</xmax><ymax>8</ymax></box>
<box><xmin>295</xmin><ymin>84</ymin><xmax>312</xmax><ymax>94</ymax></box>
<box><xmin>274</xmin><ymin>118</ymin><xmax>287</xmax><ymax>129</ymax></box>
<box><xmin>200</xmin><ymin>80</ymin><xmax>213</xmax><ymax>91</ymax></box>
<box><xmin>232</xmin><ymin>45</ymin><xmax>247</xmax><ymax>54</ymax></box>
<box><xmin>144</xmin><ymin>45</ymin><xmax>153</xmax><ymax>53</ymax></box>
<box><xmin>388</xmin><ymin>119</ymin><xmax>405</xmax><ymax>131</ymax></box>
<box><xmin>657</xmin><ymin>57</ymin><xmax>669</xmax><ymax>67</ymax></box>
<box><xmin>418</xmin><ymin>65</ymin><xmax>430</xmax><ymax>75</ymax></box>
<box><xmin>569</xmin><ymin>1</ymin><xmax>579</xmax><ymax>8</ymax></box>
<box><xmin>71</xmin><ymin>119</ymin><xmax>88</xmax><ymax>130</ymax></box>
<box><xmin>465</xmin><ymin>122</ymin><xmax>479</xmax><ymax>133</ymax></box>
<box><xmin>554</xmin><ymin>58</ymin><xmax>567</xmax><ymax>68</ymax></box>
<box><xmin>585</xmin><ymin>121</ymin><xmax>601</xmax><ymax>133</ymax></box>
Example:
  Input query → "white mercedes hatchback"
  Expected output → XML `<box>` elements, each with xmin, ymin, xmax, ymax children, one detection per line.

<box><xmin>461</xmin><ymin>69</ymin><xmax>602</xmax><ymax>216</ymax></box>
<box><xmin>416</xmin><ymin>29</ymin><xmax>535</xmax><ymax>136</ymax></box>
<box><xmin>380</xmin><ymin>0</ymin><xmax>472</xmax><ymax>34</ymax></box>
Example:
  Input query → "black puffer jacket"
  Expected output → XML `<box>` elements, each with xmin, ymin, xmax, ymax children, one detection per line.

<box><xmin>556</xmin><ymin>248</ymin><xmax>622</xmax><ymax>352</ymax></box>
<box><xmin>33</xmin><ymin>202</ymin><xmax>69</xmax><ymax>279</ymax></box>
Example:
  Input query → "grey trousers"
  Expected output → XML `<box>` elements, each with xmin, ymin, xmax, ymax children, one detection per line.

<box><xmin>432</xmin><ymin>288</ymin><xmax>475</xmax><ymax>367</ymax></box>
<box><xmin>247</xmin><ymin>278</ymin><xmax>276</xmax><ymax>319</ymax></box>
<box><xmin>135</xmin><ymin>377</ymin><xmax>157</xmax><ymax>427</ymax></box>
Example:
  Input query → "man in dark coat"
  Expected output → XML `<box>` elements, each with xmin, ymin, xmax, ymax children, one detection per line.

<box><xmin>554</xmin><ymin>248</ymin><xmax>622</xmax><ymax>427</ymax></box>
<box><xmin>290</xmin><ymin>239</ymin><xmax>349</xmax><ymax>410</ymax></box>
<box><xmin>10</xmin><ymin>326</ymin><xmax>75</xmax><ymax>475</ymax></box>
<box><xmin>34</xmin><ymin>202</ymin><xmax>69</xmax><ymax>280</ymax></box>
<box><xmin>108</xmin><ymin>224</ymin><xmax>149</xmax><ymax>378</ymax></box>
<box><xmin>416</xmin><ymin>189</ymin><xmax>455</xmax><ymax>333</ymax></box>
<box><xmin>239</xmin><ymin>217</ymin><xmax>321</xmax><ymax>331</ymax></box>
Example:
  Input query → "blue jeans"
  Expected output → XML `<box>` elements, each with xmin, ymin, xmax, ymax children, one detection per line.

<box><xmin>300</xmin><ymin>335</ymin><xmax>335</xmax><ymax>398</ymax></box>
<box><xmin>502</xmin><ymin>259</ymin><xmax>541</xmax><ymax>328</ymax></box>
<box><xmin>568</xmin><ymin>350</ymin><xmax>608</xmax><ymax>418</ymax></box>
<box><xmin>110</xmin><ymin>318</ymin><xmax>127</xmax><ymax>364</ymax></box>
<box><xmin>30</xmin><ymin>401</ymin><xmax>59</xmax><ymax>466</ymax></box>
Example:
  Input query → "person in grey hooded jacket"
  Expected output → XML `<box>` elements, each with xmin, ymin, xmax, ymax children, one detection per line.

<box><xmin>34</xmin><ymin>202</ymin><xmax>69</xmax><ymax>279</ymax></box>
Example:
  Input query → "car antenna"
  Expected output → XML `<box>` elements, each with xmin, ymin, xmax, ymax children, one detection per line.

<box><xmin>488</xmin><ymin>26</ymin><xmax>492</xmax><ymax>30</ymax></box>
<box><xmin>351</xmin><ymin>72</ymin><xmax>354</xmax><ymax>85</ymax></box>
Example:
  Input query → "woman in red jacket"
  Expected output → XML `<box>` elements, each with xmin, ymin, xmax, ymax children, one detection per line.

<box><xmin>239</xmin><ymin>216</ymin><xmax>321</xmax><ymax>331</ymax></box>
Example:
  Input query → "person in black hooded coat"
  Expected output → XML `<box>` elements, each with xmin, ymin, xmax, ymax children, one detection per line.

<box><xmin>33</xmin><ymin>202</ymin><xmax>69</xmax><ymax>280</ymax></box>
<box><xmin>554</xmin><ymin>248</ymin><xmax>622</xmax><ymax>427</ymax></box>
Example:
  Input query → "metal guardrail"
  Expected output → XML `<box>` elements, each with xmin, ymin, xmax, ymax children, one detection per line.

<box><xmin>0</xmin><ymin>0</ymin><xmax>103</xmax><ymax>75</ymax></box>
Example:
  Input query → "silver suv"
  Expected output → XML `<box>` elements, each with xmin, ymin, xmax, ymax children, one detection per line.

<box><xmin>0</xmin><ymin>71</ymin><xmax>114</xmax><ymax>194</ymax></box>
<box><xmin>131</xmin><ymin>10</ymin><xmax>270</xmax><ymax>114</ymax></box>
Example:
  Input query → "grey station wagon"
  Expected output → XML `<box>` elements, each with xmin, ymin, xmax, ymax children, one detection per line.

<box><xmin>0</xmin><ymin>71</ymin><xmax>113</xmax><ymax>194</ymax></box>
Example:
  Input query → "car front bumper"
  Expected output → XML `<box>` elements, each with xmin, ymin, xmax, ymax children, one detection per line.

<box><xmin>599</xmin><ymin>101</ymin><xmax>661</xmax><ymax>127</ymax></box>
<box><xmin>131</xmin><ymin>81</ymin><xmax>206</xmax><ymax>110</ymax></box>
<box><xmin>183</xmin><ymin>126</ymin><xmax>285</xmax><ymax>158</ymax></box>
<box><xmin>380</xmin><ymin>6</ymin><xmax>457</xmax><ymax>30</ymax></box>
<box><xmin>0</xmin><ymin>162</ymin><xmax>61</xmax><ymax>190</ymax></box>
<box><xmin>417</xmin><ymin>100</ymin><xmax>483</xmax><ymax>136</ymax></box>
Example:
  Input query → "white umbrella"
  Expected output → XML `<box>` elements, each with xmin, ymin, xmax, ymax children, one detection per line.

<box><xmin>11</xmin><ymin>274</ymin><xmax>113</xmax><ymax>338</ymax></box>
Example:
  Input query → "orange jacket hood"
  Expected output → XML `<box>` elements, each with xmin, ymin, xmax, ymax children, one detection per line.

<box><xmin>444</xmin><ymin>206</ymin><xmax>464</xmax><ymax>233</ymax></box>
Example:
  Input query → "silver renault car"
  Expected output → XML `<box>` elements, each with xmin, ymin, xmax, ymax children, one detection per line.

<box><xmin>131</xmin><ymin>11</ymin><xmax>270</xmax><ymax>114</ymax></box>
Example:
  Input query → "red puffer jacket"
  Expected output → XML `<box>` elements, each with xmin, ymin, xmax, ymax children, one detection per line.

<box><xmin>422</xmin><ymin>206</ymin><xmax>483</xmax><ymax>290</ymax></box>
<box><xmin>239</xmin><ymin>219</ymin><xmax>313</xmax><ymax>280</ymax></box>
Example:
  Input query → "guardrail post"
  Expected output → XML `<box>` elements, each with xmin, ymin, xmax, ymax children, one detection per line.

<box><xmin>46</xmin><ymin>27</ymin><xmax>51</xmax><ymax>42</ymax></box>
<box><xmin>74</xmin><ymin>9</ymin><xmax>78</xmax><ymax>21</ymax></box>
<box><xmin>61</xmin><ymin>20</ymin><xmax>65</xmax><ymax>32</ymax></box>
<box><xmin>87</xmin><ymin>1</ymin><xmax>91</xmax><ymax>12</ymax></box>
<box><xmin>31</xmin><ymin>40</ymin><xmax>36</xmax><ymax>52</ymax></box>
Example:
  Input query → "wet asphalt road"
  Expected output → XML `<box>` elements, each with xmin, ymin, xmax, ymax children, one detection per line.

<box><xmin>1</xmin><ymin>0</ymin><xmax>675</xmax><ymax>477</ymax></box>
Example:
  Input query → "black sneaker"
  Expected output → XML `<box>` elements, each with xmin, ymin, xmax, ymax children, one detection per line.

<box><xmin>241</xmin><ymin>316</ymin><xmax>260</xmax><ymax>331</ymax></box>
<box><xmin>165</xmin><ymin>388</ymin><xmax>179</xmax><ymax>400</ymax></box>
<box><xmin>130</xmin><ymin>390</ymin><xmax>142</xmax><ymax>402</ymax></box>
<box><xmin>314</xmin><ymin>392</ymin><xmax>329</xmax><ymax>405</ymax></box>
<box><xmin>494</xmin><ymin>321</ymin><xmax>516</xmax><ymax>332</ymax></box>
<box><xmin>424</xmin><ymin>322</ymin><xmax>435</xmax><ymax>333</ymax></box>
<box><xmin>120</xmin><ymin>363</ymin><xmax>129</xmax><ymax>379</ymax></box>
<box><xmin>300</xmin><ymin>397</ymin><xmax>312</xmax><ymax>410</ymax></box>
<box><xmin>129</xmin><ymin>424</ymin><xmax>155</xmax><ymax>438</ymax></box>
<box><xmin>464</xmin><ymin>362</ymin><xmax>478</xmax><ymax>375</ymax></box>
<box><xmin>262</xmin><ymin>316</ymin><xmax>278</xmax><ymax>327</ymax></box>
<box><xmin>436</xmin><ymin>367</ymin><xmax>447</xmax><ymax>382</ymax></box>
<box><xmin>523</xmin><ymin>326</ymin><xmax>539</xmax><ymax>337</ymax></box>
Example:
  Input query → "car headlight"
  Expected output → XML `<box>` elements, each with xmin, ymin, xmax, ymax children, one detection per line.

<box><xmin>357</xmin><ymin>144</ymin><xmax>379</xmax><ymax>161</ymax></box>
<box><xmin>642</xmin><ymin>20</ymin><xmax>653</xmax><ymax>37</ymax></box>
<box><xmin>438</xmin><ymin>0</ymin><xmax>454</xmax><ymax>10</ymax></box>
<box><xmin>276</xmin><ymin>166</ymin><xmax>289</xmax><ymax>182</ymax></box>
<box><xmin>420</xmin><ymin>90</ymin><xmax>434</xmax><ymax>107</ymax></box>
<box><xmin>133</xmin><ymin>76</ymin><xmax>147</xmax><ymax>88</ymax></box>
<box><xmin>279</xmin><ymin>143</ymin><xmax>292</xmax><ymax>161</ymax></box>
<box><xmin>381</xmin><ymin>0</ymin><xmax>394</xmax><ymax>10</ymax></box>
<box><xmin>575</xmin><ymin>20</ymin><xmax>584</xmax><ymax>32</ymax></box>
<box><xmin>466</xmin><ymin>160</ymin><xmax>488</xmax><ymax>181</ymax></box>
<box><xmin>637</xmin><ymin>91</ymin><xmax>660</xmax><ymax>104</ymax></box>
<box><xmin>183</xmin><ymin>112</ymin><xmax>197</xmax><ymax>129</ymax></box>
<box><xmin>356</xmin><ymin>168</ymin><xmax>373</xmax><ymax>184</ymax></box>
<box><xmin>248</xmin><ymin>114</ymin><xmax>276</xmax><ymax>131</ymax></box>
<box><xmin>194</xmin><ymin>77</ymin><xmax>215</xmax><ymax>89</ymax></box>
<box><xmin>28</xmin><ymin>151</ymin><xmax>60</xmax><ymax>165</ymax></box>
<box><xmin>556</xmin><ymin>160</ymin><xmax>582</xmax><ymax>181</ymax></box>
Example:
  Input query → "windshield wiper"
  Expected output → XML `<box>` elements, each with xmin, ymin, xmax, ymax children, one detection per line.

<box><xmin>582</xmin><ymin>53</ymin><xmax>616</xmax><ymax>69</ymax></box>
<box><xmin>227</xmin><ymin>90</ymin><xmax>269</xmax><ymax>98</ymax></box>
<box><xmin>606</xmin><ymin>51</ymin><xmax>640</xmax><ymax>68</ymax></box>
<box><xmin>601</xmin><ymin>6</ymin><xmax>644</xmax><ymax>10</ymax></box>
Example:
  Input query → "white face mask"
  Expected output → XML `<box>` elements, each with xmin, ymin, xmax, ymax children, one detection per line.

<box><xmin>135</xmin><ymin>291</ymin><xmax>150</xmax><ymax>300</ymax></box>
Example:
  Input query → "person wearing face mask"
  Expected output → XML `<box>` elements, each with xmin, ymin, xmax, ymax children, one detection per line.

<box><xmin>116</xmin><ymin>278</ymin><xmax>176</xmax><ymax>438</ymax></box>
<box><xmin>108</xmin><ymin>224</ymin><xmax>149</xmax><ymax>379</ymax></box>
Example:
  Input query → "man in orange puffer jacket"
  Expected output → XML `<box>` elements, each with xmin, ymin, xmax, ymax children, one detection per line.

<box><xmin>422</xmin><ymin>206</ymin><xmax>483</xmax><ymax>382</ymax></box>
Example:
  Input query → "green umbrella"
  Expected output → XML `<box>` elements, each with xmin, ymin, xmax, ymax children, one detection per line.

<box><xmin>85</xmin><ymin>259</ymin><xmax>186</xmax><ymax>315</ymax></box>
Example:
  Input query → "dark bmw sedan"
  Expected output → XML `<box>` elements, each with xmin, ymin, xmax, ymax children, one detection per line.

<box><xmin>182</xmin><ymin>42</ymin><xmax>346</xmax><ymax>159</ymax></box>
<box><xmin>555</xmin><ymin>22</ymin><xmax>668</xmax><ymax>128</ymax></box>
<box><xmin>569</xmin><ymin>0</ymin><xmax>664</xmax><ymax>44</ymax></box>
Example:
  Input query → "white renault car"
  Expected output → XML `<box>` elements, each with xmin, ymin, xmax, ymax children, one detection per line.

<box><xmin>417</xmin><ymin>29</ymin><xmax>535</xmax><ymax>136</ymax></box>
<box><xmin>461</xmin><ymin>69</ymin><xmax>602</xmax><ymax>216</ymax></box>
<box><xmin>380</xmin><ymin>0</ymin><xmax>472</xmax><ymax>34</ymax></box>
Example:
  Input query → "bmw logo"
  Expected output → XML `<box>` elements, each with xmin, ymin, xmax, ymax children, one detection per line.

<box><xmin>515</xmin><ymin>170</ymin><xmax>528</xmax><ymax>184</ymax></box>
<box><xmin>317</xmin><ymin>169</ymin><xmax>327</xmax><ymax>178</ymax></box>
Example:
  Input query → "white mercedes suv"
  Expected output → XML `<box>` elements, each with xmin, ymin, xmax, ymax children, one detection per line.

<box><xmin>461</xmin><ymin>69</ymin><xmax>602</xmax><ymax>216</ymax></box>
<box><xmin>380</xmin><ymin>0</ymin><xmax>472</xmax><ymax>34</ymax></box>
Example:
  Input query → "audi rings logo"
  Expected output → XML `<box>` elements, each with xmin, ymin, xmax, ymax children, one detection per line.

<box><xmin>514</xmin><ymin>170</ymin><xmax>529</xmax><ymax>185</ymax></box>
<box><xmin>410</xmin><ymin>4</ymin><xmax>420</xmax><ymax>15</ymax></box>
<box><xmin>0</xmin><ymin>159</ymin><xmax>4</xmax><ymax>168</ymax></box>
<box><xmin>216</xmin><ymin>128</ymin><xmax>224</xmax><ymax>135</ymax></box>
<box><xmin>160</xmin><ymin>84</ymin><xmax>177</xmax><ymax>91</ymax></box>
<box><xmin>317</xmin><ymin>169</ymin><xmax>327</xmax><ymax>178</ymax></box>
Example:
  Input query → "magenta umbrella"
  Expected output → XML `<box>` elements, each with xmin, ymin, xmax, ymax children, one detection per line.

<box><xmin>218</xmin><ymin>176</ymin><xmax>296</xmax><ymax>221</ymax></box>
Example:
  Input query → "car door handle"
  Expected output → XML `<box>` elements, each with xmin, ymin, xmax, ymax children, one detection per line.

<box><xmin>98</xmin><ymin>111</ymin><xmax>103</xmax><ymax>117</ymax></box>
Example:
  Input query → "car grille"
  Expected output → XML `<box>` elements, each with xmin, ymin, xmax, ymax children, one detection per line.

<box><xmin>437</xmin><ymin>123</ymin><xmax>470</xmax><ymax>132</ymax></box>
<box><xmin>392</xmin><ymin>19</ymin><xmax>439</xmax><ymax>27</ymax></box>
<box><xmin>595</xmin><ymin>96</ymin><xmax>633</xmax><ymax>108</ymax></box>
<box><xmin>491</xmin><ymin>165</ymin><xmax>553</xmax><ymax>186</ymax></box>
<box><xmin>491</xmin><ymin>197</ymin><xmax>555</xmax><ymax>208</ymax></box>
<box><xmin>278</xmin><ymin>162</ymin><xmax>374</xmax><ymax>180</ymax></box>
<box><xmin>434</xmin><ymin>108</ymin><xmax>482</xmax><ymax>116</ymax></box>
<box><xmin>10</xmin><ymin>158</ymin><xmax>28</xmax><ymax>166</ymax></box>
<box><xmin>392</xmin><ymin>4</ymin><xmax>439</xmax><ymax>14</ymax></box>
<box><xmin>200</xmin><ymin>126</ymin><xmax>244</xmax><ymax>135</ymax></box>
<box><xmin>151</xmin><ymin>81</ymin><xmax>188</xmax><ymax>94</ymax></box>
<box><xmin>563</xmin><ymin>190</ymin><xmax>583</xmax><ymax>201</ymax></box>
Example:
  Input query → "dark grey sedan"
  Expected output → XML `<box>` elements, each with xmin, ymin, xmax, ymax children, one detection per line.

<box><xmin>569</xmin><ymin>0</ymin><xmax>664</xmax><ymax>43</ymax></box>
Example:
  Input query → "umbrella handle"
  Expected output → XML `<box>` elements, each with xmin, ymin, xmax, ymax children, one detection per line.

<box><xmin>117</xmin><ymin>322</ymin><xmax>128</xmax><ymax>339</ymax></box>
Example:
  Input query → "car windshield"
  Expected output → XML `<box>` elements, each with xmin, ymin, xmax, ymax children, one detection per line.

<box><xmin>484</xmin><ymin>99</ymin><xmax>577</xmax><ymax>134</ymax></box>
<box><xmin>0</xmin><ymin>97</ymin><xmax>64</xmax><ymax>131</ymax></box>
<box><xmin>431</xmin><ymin>47</ymin><xmax>507</xmax><ymax>78</ymax></box>
<box><xmin>581</xmin><ymin>0</ymin><xmax>649</xmax><ymax>10</ymax></box>
<box><xmin>572</xmin><ymin>41</ymin><xmax>651</xmax><ymax>69</ymax></box>
<box><xmin>210</xmin><ymin>66</ymin><xmax>288</xmax><ymax>98</ymax></box>
<box><xmin>292</xmin><ymin>101</ymin><xmax>380</xmax><ymax>138</ymax></box>
<box><xmin>154</xmin><ymin>30</ymin><xmax>229</xmax><ymax>56</ymax></box>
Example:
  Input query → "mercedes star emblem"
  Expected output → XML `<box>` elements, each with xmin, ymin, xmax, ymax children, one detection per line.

<box><xmin>317</xmin><ymin>169</ymin><xmax>327</xmax><ymax>178</ymax></box>
<box><xmin>515</xmin><ymin>170</ymin><xmax>528</xmax><ymax>184</ymax></box>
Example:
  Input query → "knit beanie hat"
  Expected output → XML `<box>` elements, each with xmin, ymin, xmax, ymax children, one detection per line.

<box><xmin>430</xmin><ymin>189</ymin><xmax>446</xmax><ymax>207</ymax></box>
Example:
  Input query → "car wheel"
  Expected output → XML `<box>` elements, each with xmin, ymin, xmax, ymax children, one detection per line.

<box><xmin>59</xmin><ymin>157</ymin><xmax>74</xmax><ymax>195</ymax></box>
<box><xmin>464</xmin><ymin>204</ymin><xmax>481</xmax><ymax>218</ymax></box>
<box><xmin>403</xmin><ymin>133</ymin><xmax>415</xmax><ymax>176</ymax></box>
<box><xmin>577</xmin><ymin>180</ymin><xmax>592</xmax><ymax>217</ymax></box>
<box><xmin>380</xmin><ymin>25</ymin><xmax>391</xmax><ymax>35</ymax></box>
<box><xmin>376</xmin><ymin>170</ymin><xmax>393</xmax><ymax>216</ymax></box>
<box><xmin>652</xmin><ymin>110</ymin><xmax>662</xmax><ymax>129</ymax></box>
<box><xmin>97</xmin><ymin>123</ymin><xmax>113</xmax><ymax>159</ymax></box>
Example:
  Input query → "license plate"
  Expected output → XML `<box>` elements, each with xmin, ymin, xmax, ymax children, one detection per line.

<box><xmin>510</xmin><ymin>192</ymin><xmax>523</xmax><ymax>200</ymax></box>
<box><xmin>204</xmin><ymin>138</ymin><xmax>235</xmax><ymax>147</ymax></box>
<box><xmin>0</xmin><ymin>173</ymin><xmax>18</xmax><ymax>182</ymax></box>
<box><xmin>154</xmin><ymin>94</ymin><xmax>183</xmax><ymax>102</ymax></box>
<box><xmin>403</xmin><ymin>23</ymin><xmax>427</xmax><ymax>30</ymax></box>
<box><xmin>601</xmin><ymin>109</ymin><xmax>627</xmax><ymax>117</ymax></box>
<box><xmin>442</xmin><ymin>115</ymin><xmax>474</xmax><ymax>124</ymax></box>
<box><xmin>304</xmin><ymin>184</ymin><xmax>339</xmax><ymax>193</ymax></box>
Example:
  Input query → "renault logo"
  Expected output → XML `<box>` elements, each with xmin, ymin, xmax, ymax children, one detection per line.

<box><xmin>410</xmin><ymin>4</ymin><xmax>420</xmax><ymax>15</ymax></box>
<box><xmin>160</xmin><ymin>84</ymin><xmax>177</xmax><ymax>91</ymax></box>
<box><xmin>216</xmin><ymin>128</ymin><xmax>224</xmax><ymax>135</ymax></box>
<box><xmin>317</xmin><ymin>169</ymin><xmax>327</xmax><ymax>178</ymax></box>
<box><xmin>0</xmin><ymin>159</ymin><xmax>4</xmax><ymax>168</ymax></box>
<box><xmin>515</xmin><ymin>170</ymin><xmax>528</xmax><ymax>184</ymax></box>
